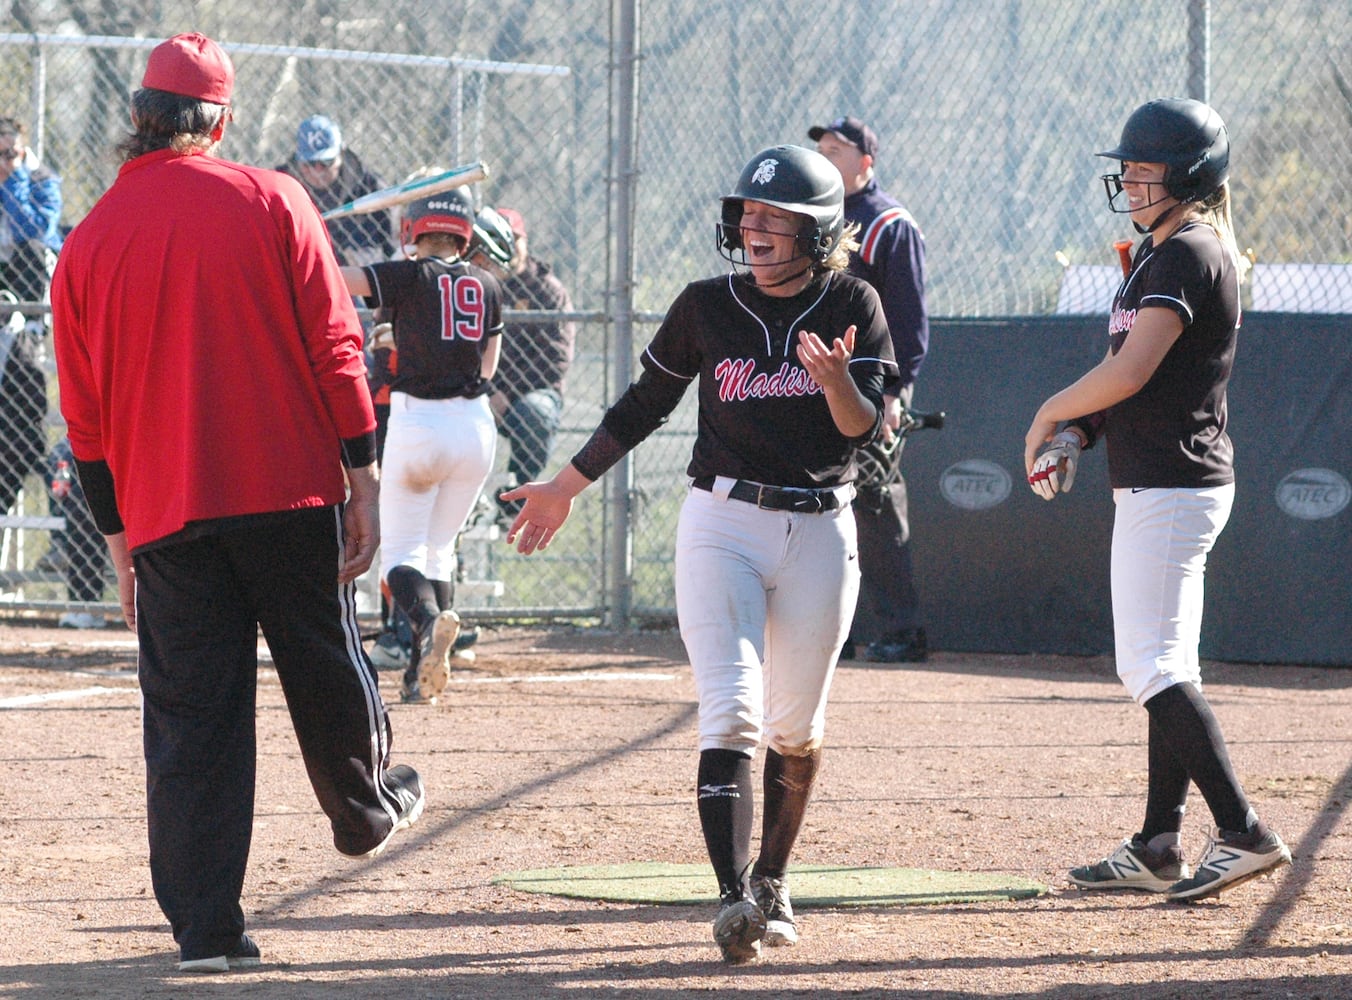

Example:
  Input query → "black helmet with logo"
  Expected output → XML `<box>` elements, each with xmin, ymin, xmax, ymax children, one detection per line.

<box><xmin>469</xmin><ymin>206</ymin><xmax>516</xmax><ymax>267</ymax></box>
<box><xmin>717</xmin><ymin>144</ymin><xmax>845</xmax><ymax>264</ymax></box>
<box><xmin>1098</xmin><ymin>98</ymin><xmax>1229</xmax><ymax>207</ymax></box>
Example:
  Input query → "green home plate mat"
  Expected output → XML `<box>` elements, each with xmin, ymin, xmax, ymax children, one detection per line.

<box><xmin>494</xmin><ymin>863</ymin><xmax>1047</xmax><ymax>906</ymax></box>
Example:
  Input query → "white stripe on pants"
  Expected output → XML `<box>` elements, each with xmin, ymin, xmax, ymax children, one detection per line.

<box><xmin>1110</xmin><ymin>484</ymin><xmax>1234</xmax><ymax>705</ymax></box>
<box><xmin>675</xmin><ymin>482</ymin><xmax>859</xmax><ymax>757</ymax></box>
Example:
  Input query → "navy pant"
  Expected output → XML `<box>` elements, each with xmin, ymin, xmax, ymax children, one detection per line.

<box><xmin>134</xmin><ymin>506</ymin><xmax>397</xmax><ymax>961</ymax></box>
<box><xmin>498</xmin><ymin>388</ymin><xmax>562</xmax><ymax>508</ymax></box>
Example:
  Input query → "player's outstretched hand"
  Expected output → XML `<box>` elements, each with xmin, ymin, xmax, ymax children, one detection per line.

<box><xmin>1027</xmin><ymin>430</ymin><xmax>1082</xmax><ymax>501</ymax></box>
<box><xmin>795</xmin><ymin>324</ymin><xmax>856</xmax><ymax>392</ymax></box>
<box><xmin>502</xmin><ymin>469</ymin><xmax>589</xmax><ymax>554</ymax></box>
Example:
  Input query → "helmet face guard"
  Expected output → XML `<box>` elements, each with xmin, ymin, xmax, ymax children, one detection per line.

<box><xmin>1097</xmin><ymin>98</ymin><xmax>1230</xmax><ymax>214</ymax></box>
<box><xmin>716</xmin><ymin>200</ymin><xmax>833</xmax><ymax>268</ymax></box>
<box><xmin>716</xmin><ymin>145</ymin><xmax>845</xmax><ymax>268</ymax></box>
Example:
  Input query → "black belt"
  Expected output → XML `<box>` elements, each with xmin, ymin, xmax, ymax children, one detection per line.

<box><xmin>691</xmin><ymin>476</ymin><xmax>848</xmax><ymax>513</ymax></box>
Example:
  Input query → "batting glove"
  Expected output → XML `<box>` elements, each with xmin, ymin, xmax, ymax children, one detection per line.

<box><xmin>1028</xmin><ymin>431</ymin><xmax>1082</xmax><ymax>501</ymax></box>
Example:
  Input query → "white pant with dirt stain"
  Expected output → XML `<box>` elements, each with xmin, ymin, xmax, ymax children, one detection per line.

<box><xmin>675</xmin><ymin>479</ymin><xmax>859</xmax><ymax>758</ymax></box>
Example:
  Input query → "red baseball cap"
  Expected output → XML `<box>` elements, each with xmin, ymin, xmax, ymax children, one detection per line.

<box><xmin>142</xmin><ymin>32</ymin><xmax>235</xmax><ymax>105</ymax></box>
<box><xmin>497</xmin><ymin>207</ymin><xmax>527</xmax><ymax>238</ymax></box>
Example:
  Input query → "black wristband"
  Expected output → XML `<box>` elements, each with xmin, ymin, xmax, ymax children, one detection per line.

<box><xmin>340</xmin><ymin>431</ymin><xmax>377</xmax><ymax>469</ymax></box>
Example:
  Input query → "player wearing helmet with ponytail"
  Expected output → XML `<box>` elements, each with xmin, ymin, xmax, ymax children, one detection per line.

<box><xmin>342</xmin><ymin>185</ymin><xmax>503</xmax><ymax>705</ymax></box>
<box><xmin>503</xmin><ymin>145</ymin><xmax>897</xmax><ymax>963</ymax></box>
<box><xmin>1025</xmin><ymin>99</ymin><xmax>1290</xmax><ymax>902</ymax></box>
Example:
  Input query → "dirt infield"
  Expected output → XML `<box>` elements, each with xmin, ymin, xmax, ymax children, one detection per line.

<box><xmin>2</xmin><ymin>619</ymin><xmax>1349</xmax><ymax>999</ymax></box>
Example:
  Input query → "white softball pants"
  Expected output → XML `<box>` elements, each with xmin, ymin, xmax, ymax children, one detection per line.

<box><xmin>1111</xmin><ymin>484</ymin><xmax>1234</xmax><ymax>705</ymax></box>
<box><xmin>379</xmin><ymin>391</ymin><xmax>497</xmax><ymax>585</ymax></box>
<box><xmin>675</xmin><ymin>479</ymin><xmax>860</xmax><ymax>758</ymax></box>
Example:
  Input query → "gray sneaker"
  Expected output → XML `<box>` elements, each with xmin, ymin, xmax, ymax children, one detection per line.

<box><xmin>1070</xmin><ymin>837</ymin><xmax>1189</xmax><ymax>893</ymax></box>
<box><xmin>416</xmin><ymin>610</ymin><xmax>460</xmax><ymax>703</ymax></box>
<box><xmin>1167</xmin><ymin>828</ymin><xmax>1291</xmax><ymax>902</ymax></box>
<box><xmin>712</xmin><ymin>895</ymin><xmax>766</xmax><ymax>964</ymax></box>
<box><xmin>368</xmin><ymin>631</ymin><xmax>409</xmax><ymax>671</ymax></box>
<box><xmin>750</xmin><ymin>874</ymin><xmax>798</xmax><ymax>946</ymax></box>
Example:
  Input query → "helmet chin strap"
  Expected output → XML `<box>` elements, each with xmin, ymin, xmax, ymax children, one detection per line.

<box><xmin>754</xmin><ymin>263</ymin><xmax>814</xmax><ymax>289</ymax></box>
<box><xmin>1134</xmin><ymin>200</ymin><xmax>1186</xmax><ymax>236</ymax></box>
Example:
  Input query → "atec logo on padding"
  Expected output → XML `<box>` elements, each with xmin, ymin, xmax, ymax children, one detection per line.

<box><xmin>1275</xmin><ymin>468</ymin><xmax>1350</xmax><ymax>521</ymax></box>
<box><xmin>940</xmin><ymin>459</ymin><xmax>1011</xmax><ymax>510</ymax></box>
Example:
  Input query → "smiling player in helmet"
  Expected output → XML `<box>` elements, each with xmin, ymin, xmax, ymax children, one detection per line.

<box><xmin>341</xmin><ymin>184</ymin><xmax>503</xmax><ymax>706</ymax></box>
<box><xmin>1025</xmin><ymin>99</ymin><xmax>1290</xmax><ymax>902</ymax></box>
<box><xmin>502</xmin><ymin>145</ymin><xmax>897</xmax><ymax>963</ymax></box>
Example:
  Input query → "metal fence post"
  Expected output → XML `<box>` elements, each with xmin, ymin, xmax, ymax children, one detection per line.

<box><xmin>606</xmin><ymin>0</ymin><xmax>640</xmax><ymax>627</ymax></box>
<box><xmin>1188</xmin><ymin>0</ymin><xmax>1210</xmax><ymax>103</ymax></box>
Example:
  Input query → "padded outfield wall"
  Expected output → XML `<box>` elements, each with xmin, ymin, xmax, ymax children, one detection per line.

<box><xmin>904</xmin><ymin>313</ymin><xmax>1351</xmax><ymax>666</ymax></box>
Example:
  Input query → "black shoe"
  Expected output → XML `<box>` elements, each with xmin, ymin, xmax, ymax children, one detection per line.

<box><xmin>712</xmin><ymin>893</ymin><xmax>766</xmax><ymax>964</ymax></box>
<box><xmin>750</xmin><ymin>874</ymin><xmax>798</xmax><ymax>947</ymax></box>
<box><xmin>865</xmin><ymin>627</ymin><xmax>928</xmax><ymax>663</ymax></box>
<box><xmin>178</xmin><ymin>933</ymin><xmax>261</xmax><ymax>973</ymax></box>
<box><xmin>356</xmin><ymin>763</ymin><xmax>426</xmax><ymax>858</ymax></box>
<box><xmin>454</xmin><ymin>625</ymin><xmax>479</xmax><ymax>652</ymax></box>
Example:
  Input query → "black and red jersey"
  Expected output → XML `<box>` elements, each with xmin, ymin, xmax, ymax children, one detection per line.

<box><xmin>1101</xmin><ymin>222</ymin><xmax>1240</xmax><ymax>489</ymax></box>
<box><xmin>361</xmin><ymin>257</ymin><xmax>503</xmax><ymax>400</ymax></box>
<box><xmin>636</xmin><ymin>270</ymin><xmax>896</xmax><ymax>488</ymax></box>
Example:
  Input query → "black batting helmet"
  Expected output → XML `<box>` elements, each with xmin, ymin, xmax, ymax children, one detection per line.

<box><xmin>469</xmin><ymin>206</ymin><xmax>516</xmax><ymax>267</ymax></box>
<box><xmin>400</xmin><ymin>185</ymin><xmax>475</xmax><ymax>247</ymax></box>
<box><xmin>718</xmin><ymin>144</ymin><xmax>845</xmax><ymax>265</ymax></box>
<box><xmin>1098</xmin><ymin>98</ymin><xmax>1230</xmax><ymax>207</ymax></box>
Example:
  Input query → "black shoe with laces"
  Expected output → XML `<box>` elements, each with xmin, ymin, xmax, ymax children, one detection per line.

<box><xmin>865</xmin><ymin>627</ymin><xmax>928</xmax><ymax>664</ymax></box>
<box><xmin>712</xmin><ymin>891</ymin><xmax>766</xmax><ymax>964</ymax></box>
<box><xmin>750</xmin><ymin>874</ymin><xmax>798</xmax><ymax>946</ymax></box>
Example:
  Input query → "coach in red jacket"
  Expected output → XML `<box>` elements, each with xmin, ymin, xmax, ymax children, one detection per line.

<box><xmin>51</xmin><ymin>33</ymin><xmax>423</xmax><ymax>973</ymax></box>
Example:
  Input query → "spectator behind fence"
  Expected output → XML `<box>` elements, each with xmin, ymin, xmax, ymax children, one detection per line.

<box><xmin>50</xmin><ymin>32</ymin><xmax>424</xmax><ymax>973</ymax></box>
<box><xmin>278</xmin><ymin>113</ymin><xmax>395</xmax><ymax>267</ymax></box>
<box><xmin>0</xmin><ymin>116</ymin><xmax>62</xmax><ymax>305</ymax></box>
<box><xmin>487</xmin><ymin>207</ymin><xmax>576</xmax><ymax>522</ymax></box>
<box><xmin>0</xmin><ymin>117</ymin><xmax>60</xmax><ymax>518</ymax></box>
<box><xmin>0</xmin><ymin>292</ymin><xmax>46</xmax><ymax>517</ymax></box>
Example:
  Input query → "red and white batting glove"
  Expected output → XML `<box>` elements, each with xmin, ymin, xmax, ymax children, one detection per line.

<box><xmin>1028</xmin><ymin>431</ymin><xmax>1082</xmax><ymax>501</ymax></box>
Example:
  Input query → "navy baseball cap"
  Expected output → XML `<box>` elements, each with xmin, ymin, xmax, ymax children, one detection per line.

<box><xmin>297</xmin><ymin>115</ymin><xmax>342</xmax><ymax>162</ymax></box>
<box><xmin>807</xmin><ymin>116</ymin><xmax>879</xmax><ymax>158</ymax></box>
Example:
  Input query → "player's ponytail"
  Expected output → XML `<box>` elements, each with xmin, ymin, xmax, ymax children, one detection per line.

<box><xmin>1193</xmin><ymin>182</ymin><xmax>1249</xmax><ymax>284</ymax></box>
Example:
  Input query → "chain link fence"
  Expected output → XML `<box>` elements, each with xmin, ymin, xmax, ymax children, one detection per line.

<box><xmin>1</xmin><ymin>1</ymin><xmax>1348</xmax><ymax>626</ymax></box>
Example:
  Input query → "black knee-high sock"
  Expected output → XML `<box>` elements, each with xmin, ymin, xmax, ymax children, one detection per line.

<box><xmin>1141</xmin><ymin>711</ymin><xmax>1190</xmax><ymax>841</ymax></box>
<box><xmin>753</xmin><ymin>748</ymin><xmax>821</xmax><ymax>881</ymax></box>
<box><xmin>430</xmin><ymin>578</ymin><xmax>453</xmax><ymax>612</ymax></box>
<box><xmin>1143</xmin><ymin>683</ymin><xmax>1258</xmax><ymax>836</ymax></box>
<box><xmin>697</xmin><ymin>749</ymin><xmax>755</xmax><ymax>900</ymax></box>
<box><xmin>386</xmin><ymin>565</ymin><xmax>438</xmax><ymax>632</ymax></box>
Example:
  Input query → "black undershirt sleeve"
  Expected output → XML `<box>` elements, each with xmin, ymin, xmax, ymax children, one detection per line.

<box><xmin>570</xmin><ymin>367</ymin><xmax>689</xmax><ymax>481</ymax></box>
<box><xmin>71</xmin><ymin>458</ymin><xmax>125</xmax><ymax>535</ymax></box>
<box><xmin>340</xmin><ymin>431</ymin><xmax>378</xmax><ymax>469</ymax></box>
<box><xmin>848</xmin><ymin>371</ymin><xmax>887</xmax><ymax>447</ymax></box>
